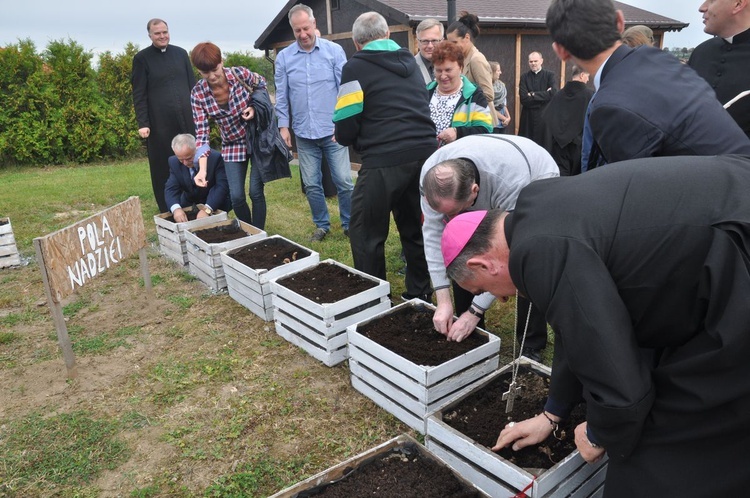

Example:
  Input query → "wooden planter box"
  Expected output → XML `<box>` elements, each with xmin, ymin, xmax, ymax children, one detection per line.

<box><xmin>425</xmin><ymin>359</ymin><xmax>608</xmax><ymax>497</ymax></box>
<box><xmin>220</xmin><ymin>235</ymin><xmax>319</xmax><ymax>321</ymax></box>
<box><xmin>347</xmin><ymin>300</ymin><xmax>501</xmax><ymax>434</ymax></box>
<box><xmin>0</xmin><ymin>217</ymin><xmax>21</xmax><ymax>269</ymax></box>
<box><xmin>268</xmin><ymin>434</ymin><xmax>490</xmax><ymax>497</ymax></box>
<box><xmin>270</xmin><ymin>259</ymin><xmax>390</xmax><ymax>367</ymax></box>
<box><xmin>153</xmin><ymin>206</ymin><xmax>228</xmax><ymax>265</ymax></box>
<box><xmin>183</xmin><ymin>219</ymin><xmax>266</xmax><ymax>292</ymax></box>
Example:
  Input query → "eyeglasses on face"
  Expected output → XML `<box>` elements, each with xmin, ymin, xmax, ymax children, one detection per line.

<box><xmin>418</xmin><ymin>39</ymin><xmax>442</xmax><ymax>46</ymax></box>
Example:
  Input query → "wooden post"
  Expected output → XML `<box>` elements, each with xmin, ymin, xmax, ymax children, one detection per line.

<box><xmin>139</xmin><ymin>247</ymin><xmax>152</xmax><ymax>293</ymax></box>
<box><xmin>34</xmin><ymin>238</ymin><xmax>78</xmax><ymax>378</ymax></box>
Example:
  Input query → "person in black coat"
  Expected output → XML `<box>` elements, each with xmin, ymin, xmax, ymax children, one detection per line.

<box><xmin>164</xmin><ymin>134</ymin><xmax>230</xmax><ymax>223</ymax></box>
<box><xmin>518</xmin><ymin>52</ymin><xmax>557</xmax><ymax>144</ymax></box>
<box><xmin>131</xmin><ymin>19</ymin><xmax>196</xmax><ymax>213</ymax></box>
<box><xmin>688</xmin><ymin>0</ymin><xmax>750</xmax><ymax>139</ymax></box>
<box><xmin>443</xmin><ymin>154</ymin><xmax>750</xmax><ymax>497</ymax></box>
<box><xmin>541</xmin><ymin>65</ymin><xmax>594</xmax><ymax>176</ymax></box>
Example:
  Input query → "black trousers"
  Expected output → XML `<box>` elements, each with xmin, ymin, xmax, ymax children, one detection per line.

<box><xmin>349</xmin><ymin>160</ymin><xmax>432</xmax><ymax>297</ymax></box>
<box><xmin>453</xmin><ymin>280</ymin><xmax>547</xmax><ymax>349</ymax></box>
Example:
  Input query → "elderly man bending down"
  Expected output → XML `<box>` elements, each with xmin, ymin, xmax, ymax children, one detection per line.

<box><xmin>165</xmin><ymin>134</ymin><xmax>230</xmax><ymax>222</ymax></box>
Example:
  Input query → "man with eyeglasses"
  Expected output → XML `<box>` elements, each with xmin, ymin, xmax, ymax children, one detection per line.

<box><xmin>415</xmin><ymin>18</ymin><xmax>444</xmax><ymax>84</ymax></box>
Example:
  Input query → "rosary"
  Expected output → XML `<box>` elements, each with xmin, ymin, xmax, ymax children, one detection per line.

<box><xmin>502</xmin><ymin>290</ymin><xmax>533</xmax><ymax>413</ymax></box>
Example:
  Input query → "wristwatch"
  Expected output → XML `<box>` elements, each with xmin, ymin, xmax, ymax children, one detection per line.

<box><xmin>204</xmin><ymin>205</ymin><xmax>213</xmax><ymax>216</ymax></box>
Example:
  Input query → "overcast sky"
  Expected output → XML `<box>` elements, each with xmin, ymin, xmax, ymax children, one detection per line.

<box><xmin>0</xmin><ymin>0</ymin><xmax>711</xmax><ymax>60</ymax></box>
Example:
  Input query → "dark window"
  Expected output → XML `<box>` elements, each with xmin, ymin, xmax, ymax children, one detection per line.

<box><xmin>331</xmin><ymin>0</ymin><xmax>339</xmax><ymax>10</ymax></box>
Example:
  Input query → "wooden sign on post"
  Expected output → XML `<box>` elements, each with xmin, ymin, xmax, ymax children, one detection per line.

<box><xmin>33</xmin><ymin>197</ymin><xmax>151</xmax><ymax>378</ymax></box>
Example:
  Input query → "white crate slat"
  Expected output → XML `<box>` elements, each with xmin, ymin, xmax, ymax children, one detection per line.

<box><xmin>425</xmin><ymin>359</ymin><xmax>608</xmax><ymax>497</ymax></box>
<box><xmin>275</xmin><ymin>319</ymin><xmax>348</xmax><ymax>367</ymax></box>
<box><xmin>0</xmin><ymin>218</ymin><xmax>21</xmax><ymax>269</ymax></box>
<box><xmin>427</xmin><ymin>437</ymin><xmax>517</xmax><ymax>498</ymax></box>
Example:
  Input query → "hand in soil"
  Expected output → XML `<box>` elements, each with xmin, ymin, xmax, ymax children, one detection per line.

<box><xmin>574</xmin><ymin>422</ymin><xmax>606</xmax><ymax>463</ymax></box>
<box><xmin>446</xmin><ymin>311</ymin><xmax>481</xmax><ymax>342</ymax></box>
<box><xmin>492</xmin><ymin>413</ymin><xmax>554</xmax><ymax>452</ymax></box>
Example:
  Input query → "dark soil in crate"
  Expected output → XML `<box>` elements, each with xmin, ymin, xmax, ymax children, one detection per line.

<box><xmin>301</xmin><ymin>444</ymin><xmax>481</xmax><ymax>497</ymax></box>
<box><xmin>442</xmin><ymin>367</ymin><xmax>586</xmax><ymax>470</ymax></box>
<box><xmin>228</xmin><ymin>238</ymin><xmax>311</xmax><ymax>270</ymax></box>
<box><xmin>357</xmin><ymin>305</ymin><xmax>488</xmax><ymax>366</ymax></box>
<box><xmin>0</xmin><ymin>219</ymin><xmax>8</xmax><ymax>226</ymax></box>
<box><xmin>276</xmin><ymin>262</ymin><xmax>377</xmax><ymax>302</ymax></box>
<box><xmin>164</xmin><ymin>210</ymin><xmax>199</xmax><ymax>223</ymax></box>
<box><xmin>191</xmin><ymin>222</ymin><xmax>249</xmax><ymax>243</ymax></box>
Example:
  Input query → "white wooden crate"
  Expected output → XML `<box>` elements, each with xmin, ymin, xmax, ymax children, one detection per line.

<box><xmin>184</xmin><ymin>219</ymin><xmax>266</xmax><ymax>292</ymax></box>
<box><xmin>153</xmin><ymin>207</ymin><xmax>228</xmax><ymax>265</ymax></box>
<box><xmin>220</xmin><ymin>235</ymin><xmax>319</xmax><ymax>321</ymax></box>
<box><xmin>270</xmin><ymin>259</ymin><xmax>390</xmax><ymax>367</ymax></box>
<box><xmin>425</xmin><ymin>359</ymin><xmax>608</xmax><ymax>497</ymax></box>
<box><xmin>347</xmin><ymin>300</ymin><xmax>501</xmax><ymax>434</ymax></box>
<box><xmin>268</xmin><ymin>434</ymin><xmax>490</xmax><ymax>497</ymax></box>
<box><xmin>0</xmin><ymin>217</ymin><xmax>21</xmax><ymax>269</ymax></box>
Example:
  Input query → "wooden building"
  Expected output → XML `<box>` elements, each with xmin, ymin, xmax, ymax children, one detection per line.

<box><xmin>255</xmin><ymin>0</ymin><xmax>687</xmax><ymax>132</ymax></box>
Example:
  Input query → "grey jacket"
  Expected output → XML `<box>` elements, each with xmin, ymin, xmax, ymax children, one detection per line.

<box><xmin>420</xmin><ymin>134</ymin><xmax>559</xmax><ymax>310</ymax></box>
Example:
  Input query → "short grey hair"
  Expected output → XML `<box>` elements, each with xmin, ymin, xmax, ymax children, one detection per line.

<box><xmin>171</xmin><ymin>134</ymin><xmax>196</xmax><ymax>151</ymax></box>
<box><xmin>353</xmin><ymin>12</ymin><xmax>389</xmax><ymax>46</ymax></box>
<box><xmin>288</xmin><ymin>4</ymin><xmax>314</xmax><ymax>23</ymax></box>
<box><xmin>416</xmin><ymin>18</ymin><xmax>444</xmax><ymax>38</ymax></box>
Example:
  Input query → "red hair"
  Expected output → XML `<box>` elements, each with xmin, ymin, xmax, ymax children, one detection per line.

<box><xmin>191</xmin><ymin>42</ymin><xmax>222</xmax><ymax>71</ymax></box>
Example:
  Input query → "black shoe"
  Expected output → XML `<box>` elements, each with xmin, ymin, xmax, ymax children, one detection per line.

<box><xmin>401</xmin><ymin>292</ymin><xmax>433</xmax><ymax>304</ymax></box>
<box><xmin>343</xmin><ymin>228</ymin><xmax>349</xmax><ymax>237</ymax></box>
<box><xmin>521</xmin><ymin>347</ymin><xmax>543</xmax><ymax>363</ymax></box>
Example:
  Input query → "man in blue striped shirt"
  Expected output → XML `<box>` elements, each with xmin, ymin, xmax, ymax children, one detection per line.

<box><xmin>275</xmin><ymin>4</ymin><xmax>353</xmax><ymax>242</ymax></box>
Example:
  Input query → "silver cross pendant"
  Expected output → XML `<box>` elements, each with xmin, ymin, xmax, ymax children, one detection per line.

<box><xmin>502</xmin><ymin>380</ymin><xmax>522</xmax><ymax>413</ymax></box>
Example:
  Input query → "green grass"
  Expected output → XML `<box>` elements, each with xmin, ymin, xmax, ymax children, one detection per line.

<box><xmin>0</xmin><ymin>411</ymin><xmax>129</xmax><ymax>494</ymax></box>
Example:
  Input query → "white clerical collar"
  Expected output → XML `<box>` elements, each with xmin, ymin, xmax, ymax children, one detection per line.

<box><xmin>160</xmin><ymin>47</ymin><xmax>167</xmax><ymax>53</ymax></box>
<box><xmin>723</xmin><ymin>35</ymin><xmax>735</xmax><ymax>44</ymax></box>
<box><xmin>533</xmin><ymin>68</ymin><xmax>542</xmax><ymax>74</ymax></box>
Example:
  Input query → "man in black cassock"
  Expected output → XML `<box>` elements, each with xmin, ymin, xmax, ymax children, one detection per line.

<box><xmin>541</xmin><ymin>65</ymin><xmax>594</xmax><ymax>176</ymax></box>
<box><xmin>442</xmin><ymin>154</ymin><xmax>750</xmax><ymax>497</ymax></box>
<box><xmin>131</xmin><ymin>18</ymin><xmax>195</xmax><ymax>213</ymax></box>
<box><xmin>518</xmin><ymin>51</ymin><xmax>556</xmax><ymax>144</ymax></box>
<box><xmin>688</xmin><ymin>0</ymin><xmax>750</xmax><ymax>139</ymax></box>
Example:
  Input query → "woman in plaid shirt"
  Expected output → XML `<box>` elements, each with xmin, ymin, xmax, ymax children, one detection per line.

<box><xmin>190</xmin><ymin>42</ymin><xmax>268</xmax><ymax>227</ymax></box>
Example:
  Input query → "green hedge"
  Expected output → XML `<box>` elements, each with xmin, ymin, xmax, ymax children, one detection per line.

<box><xmin>0</xmin><ymin>39</ymin><xmax>275</xmax><ymax>167</ymax></box>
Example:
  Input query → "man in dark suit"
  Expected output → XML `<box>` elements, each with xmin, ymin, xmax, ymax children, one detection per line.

<box><xmin>165</xmin><ymin>134</ymin><xmax>230</xmax><ymax>222</ymax></box>
<box><xmin>546</xmin><ymin>0</ymin><xmax>750</xmax><ymax>171</ymax></box>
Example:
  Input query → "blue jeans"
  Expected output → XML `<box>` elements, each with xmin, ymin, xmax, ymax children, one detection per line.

<box><xmin>224</xmin><ymin>159</ymin><xmax>266</xmax><ymax>229</ymax></box>
<box><xmin>296</xmin><ymin>135</ymin><xmax>353</xmax><ymax>231</ymax></box>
